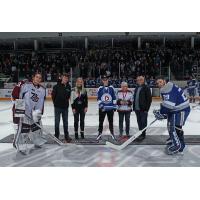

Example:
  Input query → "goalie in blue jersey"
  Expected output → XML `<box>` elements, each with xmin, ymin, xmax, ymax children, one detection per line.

<box><xmin>153</xmin><ymin>76</ymin><xmax>190</xmax><ymax>155</ymax></box>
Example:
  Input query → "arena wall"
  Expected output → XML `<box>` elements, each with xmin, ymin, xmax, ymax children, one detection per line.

<box><xmin>0</xmin><ymin>80</ymin><xmax>190</xmax><ymax>101</ymax></box>
<box><xmin>0</xmin><ymin>87</ymin><xmax>156</xmax><ymax>101</ymax></box>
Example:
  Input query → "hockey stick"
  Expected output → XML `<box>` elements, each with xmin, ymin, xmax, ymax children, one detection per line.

<box><xmin>25</xmin><ymin>114</ymin><xmax>67</xmax><ymax>146</ymax></box>
<box><xmin>192</xmin><ymin>103</ymin><xmax>200</xmax><ymax>109</ymax></box>
<box><xmin>106</xmin><ymin>119</ymin><xmax>158</xmax><ymax>150</ymax></box>
<box><xmin>175</xmin><ymin>126</ymin><xmax>183</xmax><ymax>132</ymax></box>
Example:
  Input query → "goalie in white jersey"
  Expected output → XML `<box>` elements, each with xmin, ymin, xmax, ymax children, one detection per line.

<box><xmin>13</xmin><ymin>72</ymin><xmax>47</xmax><ymax>154</ymax></box>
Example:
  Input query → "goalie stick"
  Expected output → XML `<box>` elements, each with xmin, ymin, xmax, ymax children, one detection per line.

<box><xmin>106</xmin><ymin>119</ymin><xmax>158</xmax><ymax>150</ymax></box>
<box><xmin>192</xmin><ymin>103</ymin><xmax>200</xmax><ymax>109</ymax></box>
<box><xmin>25</xmin><ymin>114</ymin><xmax>70</xmax><ymax>146</ymax></box>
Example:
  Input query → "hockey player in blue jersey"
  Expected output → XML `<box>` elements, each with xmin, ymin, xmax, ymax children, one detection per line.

<box><xmin>97</xmin><ymin>75</ymin><xmax>117</xmax><ymax>140</ymax></box>
<box><xmin>153</xmin><ymin>76</ymin><xmax>190</xmax><ymax>155</ymax></box>
<box><xmin>187</xmin><ymin>76</ymin><xmax>197</xmax><ymax>103</ymax></box>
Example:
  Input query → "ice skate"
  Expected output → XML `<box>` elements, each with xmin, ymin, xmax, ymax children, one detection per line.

<box><xmin>96</xmin><ymin>132</ymin><xmax>102</xmax><ymax>140</ymax></box>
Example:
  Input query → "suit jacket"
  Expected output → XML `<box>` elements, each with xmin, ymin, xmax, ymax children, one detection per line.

<box><xmin>133</xmin><ymin>84</ymin><xmax>152</xmax><ymax>112</ymax></box>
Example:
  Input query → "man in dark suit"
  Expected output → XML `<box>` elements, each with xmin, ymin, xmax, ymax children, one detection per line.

<box><xmin>51</xmin><ymin>73</ymin><xmax>72</xmax><ymax>142</ymax></box>
<box><xmin>133</xmin><ymin>76</ymin><xmax>152</xmax><ymax>141</ymax></box>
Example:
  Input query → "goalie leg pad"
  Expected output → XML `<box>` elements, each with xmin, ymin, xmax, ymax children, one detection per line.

<box><xmin>13</xmin><ymin>120</ymin><xmax>30</xmax><ymax>154</ymax></box>
<box><xmin>175</xmin><ymin>126</ymin><xmax>185</xmax><ymax>152</ymax></box>
<box><xmin>29</xmin><ymin>122</ymin><xmax>47</xmax><ymax>147</ymax></box>
<box><xmin>29</xmin><ymin>130</ymin><xmax>47</xmax><ymax>147</ymax></box>
<box><xmin>31</xmin><ymin>123</ymin><xmax>41</xmax><ymax>132</ymax></box>
<box><xmin>166</xmin><ymin>114</ymin><xmax>181</xmax><ymax>154</ymax></box>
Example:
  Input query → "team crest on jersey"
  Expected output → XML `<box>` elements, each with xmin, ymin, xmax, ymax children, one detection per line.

<box><xmin>101</xmin><ymin>93</ymin><xmax>112</xmax><ymax>104</ymax></box>
<box><xmin>31</xmin><ymin>92</ymin><xmax>39</xmax><ymax>102</ymax></box>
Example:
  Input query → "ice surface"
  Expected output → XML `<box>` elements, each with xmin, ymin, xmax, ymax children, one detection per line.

<box><xmin>0</xmin><ymin>100</ymin><xmax>199</xmax><ymax>139</ymax></box>
<box><xmin>0</xmin><ymin>100</ymin><xmax>200</xmax><ymax>167</ymax></box>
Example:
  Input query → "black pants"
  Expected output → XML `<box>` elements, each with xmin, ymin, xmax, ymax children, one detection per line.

<box><xmin>54</xmin><ymin>107</ymin><xmax>69</xmax><ymax>139</ymax></box>
<box><xmin>135</xmin><ymin>110</ymin><xmax>148</xmax><ymax>136</ymax></box>
<box><xmin>98</xmin><ymin>109</ymin><xmax>114</xmax><ymax>134</ymax></box>
<box><xmin>74</xmin><ymin>109</ymin><xmax>85</xmax><ymax>133</ymax></box>
<box><xmin>118</xmin><ymin>111</ymin><xmax>131</xmax><ymax>136</ymax></box>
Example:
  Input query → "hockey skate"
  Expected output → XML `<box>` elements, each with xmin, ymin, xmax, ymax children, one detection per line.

<box><xmin>165</xmin><ymin>137</ymin><xmax>172</xmax><ymax>146</ymax></box>
<box><xmin>80</xmin><ymin>131</ymin><xmax>85</xmax><ymax>139</ymax></box>
<box><xmin>96</xmin><ymin>132</ymin><xmax>102</xmax><ymax>140</ymax></box>
<box><xmin>75</xmin><ymin>132</ymin><xmax>79</xmax><ymax>140</ymax></box>
<box><xmin>165</xmin><ymin>144</ymin><xmax>182</xmax><ymax>155</ymax></box>
<box><xmin>118</xmin><ymin>135</ymin><xmax>130</xmax><ymax>142</ymax></box>
<box><xmin>136</xmin><ymin>134</ymin><xmax>146</xmax><ymax>142</ymax></box>
<box><xmin>64</xmin><ymin>136</ymin><xmax>72</xmax><ymax>143</ymax></box>
<box><xmin>110</xmin><ymin>133</ymin><xmax>116</xmax><ymax>141</ymax></box>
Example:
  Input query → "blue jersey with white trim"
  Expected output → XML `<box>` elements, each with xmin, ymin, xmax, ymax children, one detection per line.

<box><xmin>160</xmin><ymin>82</ymin><xmax>190</xmax><ymax>115</ymax></box>
<box><xmin>97</xmin><ymin>85</ymin><xmax>117</xmax><ymax>111</ymax></box>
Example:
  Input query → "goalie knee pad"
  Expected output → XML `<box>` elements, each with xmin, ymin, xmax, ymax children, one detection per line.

<box><xmin>21</xmin><ymin>123</ymin><xmax>31</xmax><ymax>133</ymax></box>
<box><xmin>31</xmin><ymin>123</ymin><xmax>41</xmax><ymax>132</ymax></box>
<box><xmin>29</xmin><ymin>130</ymin><xmax>47</xmax><ymax>147</ymax></box>
<box><xmin>32</xmin><ymin>110</ymin><xmax>42</xmax><ymax>123</ymax></box>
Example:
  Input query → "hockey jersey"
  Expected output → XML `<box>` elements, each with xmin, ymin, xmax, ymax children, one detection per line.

<box><xmin>160</xmin><ymin>82</ymin><xmax>190</xmax><ymax>114</ymax></box>
<box><xmin>97</xmin><ymin>85</ymin><xmax>117</xmax><ymax>111</ymax></box>
<box><xmin>20</xmin><ymin>82</ymin><xmax>46</xmax><ymax>118</ymax></box>
<box><xmin>12</xmin><ymin>80</ymin><xmax>29</xmax><ymax>100</ymax></box>
<box><xmin>187</xmin><ymin>79</ymin><xmax>197</xmax><ymax>91</ymax></box>
<box><xmin>116</xmin><ymin>89</ymin><xmax>133</xmax><ymax>112</ymax></box>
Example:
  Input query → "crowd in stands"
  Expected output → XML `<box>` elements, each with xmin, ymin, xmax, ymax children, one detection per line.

<box><xmin>84</xmin><ymin>76</ymin><xmax>156</xmax><ymax>88</ymax></box>
<box><xmin>0</xmin><ymin>39</ymin><xmax>200</xmax><ymax>88</ymax></box>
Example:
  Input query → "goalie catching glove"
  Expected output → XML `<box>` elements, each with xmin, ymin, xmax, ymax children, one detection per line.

<box><xmin>32</xmin><ymin>109</ymin><xmax>42</xmax><ymax>122</ymax></box>
<box><xmin>153</xmin><ymin>109</ymin><xmax>167</xmax><ymax>120</ymax></box>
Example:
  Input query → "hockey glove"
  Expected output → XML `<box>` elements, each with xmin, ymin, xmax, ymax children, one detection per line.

<box><xmin>32</xmin><ymin>109</ymin><xmax>42</xmax><ymax>122</ymax></box>
<box><xmin>153</xmin><ymin>109</ymin><xmax>167</xmax><ymax>121</ymax></box>
<box><xmin>99</xmin><ymin>103</ymin><xmax>104</xmax><ymax>109</ymax></box>
<box><xmin>99</xmin><ymin>103</ymin><xmax>105</xmax><ymax>112</ymax></box>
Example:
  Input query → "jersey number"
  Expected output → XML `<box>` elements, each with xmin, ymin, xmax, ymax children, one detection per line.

<box><xmin>31</xmin><ymin>92</ymin><xmax>39</xmax><ymax>102</ymax></box>
<box><xmin>182</xmin><ymin>93</ymin><xmax>187</xmax><ymax>101</ymax></box>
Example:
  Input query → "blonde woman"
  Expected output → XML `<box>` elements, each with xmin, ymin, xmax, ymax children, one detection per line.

<box><xmin>71</xmin><ymin>78</ymin><xmax>88</xmax><ymax>139</ymax></box>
